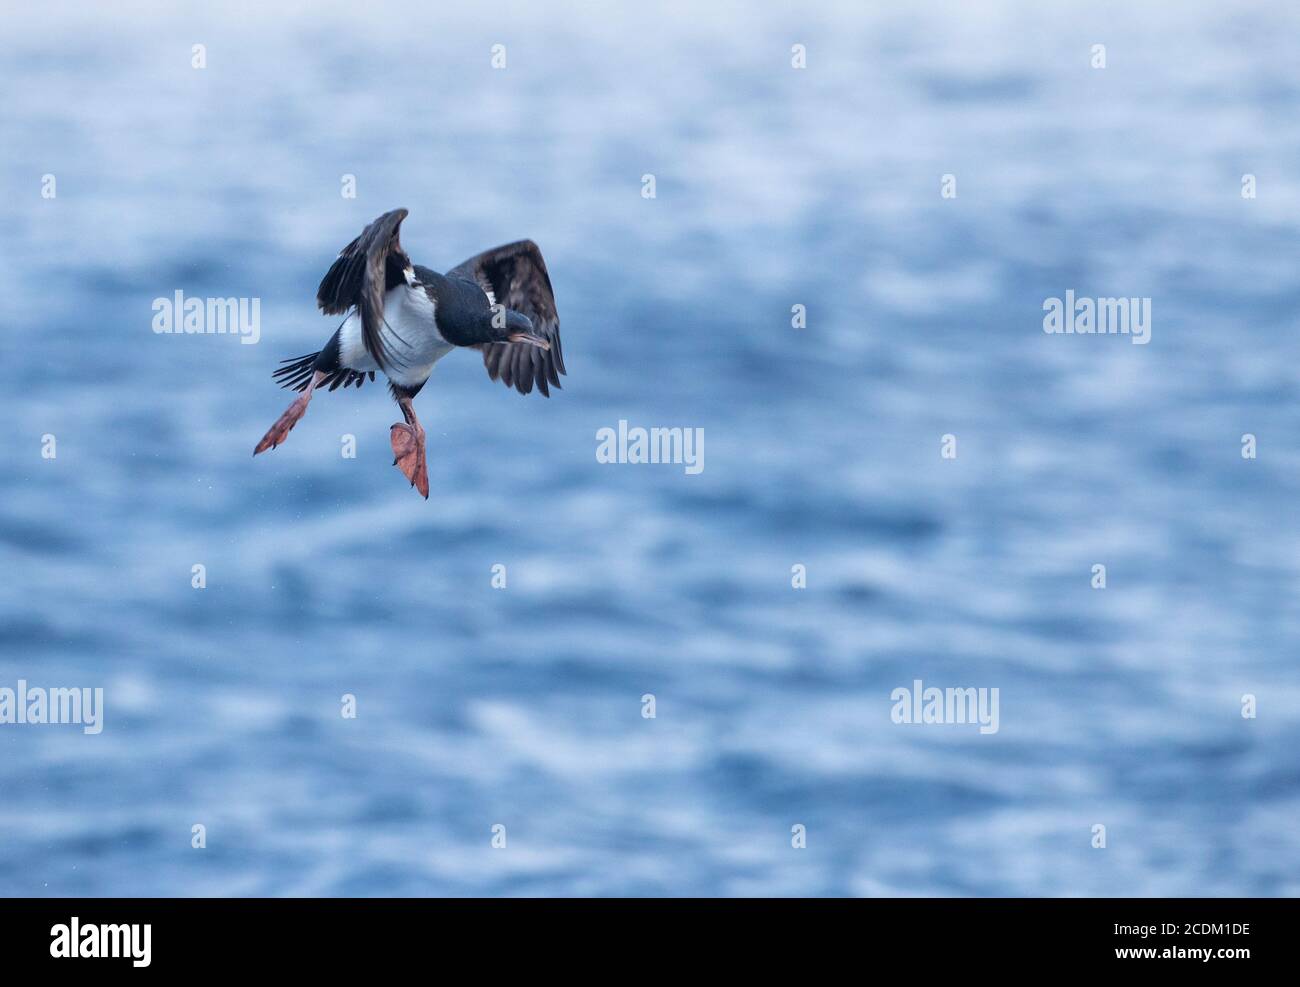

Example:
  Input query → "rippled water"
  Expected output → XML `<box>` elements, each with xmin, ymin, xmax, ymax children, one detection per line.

<box><xmin>2</xmin><ymin>0</ymin><xmax>1299</xmax><ymax>896</ymax></box>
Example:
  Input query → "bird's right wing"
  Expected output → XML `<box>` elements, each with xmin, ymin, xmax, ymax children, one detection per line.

<box><xmin>448</xmin><ymin>239</ymin><xmax>566</xmax><ymax>396</ymax></box>
<box><xmin>316</xmin><ymin>208</ymin><xmax>413</xmax><ymax>372</ymax></box>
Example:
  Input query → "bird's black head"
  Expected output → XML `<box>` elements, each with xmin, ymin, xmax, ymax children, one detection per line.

<box><xmin>485</xmin><ymin>306</ymin><xmax>535</xmax><ymax>342</ymax></box>
<box><xmin>503</xmin><ymin>308</ymin><xmax>533</xmax><ymax>335</ymax></box>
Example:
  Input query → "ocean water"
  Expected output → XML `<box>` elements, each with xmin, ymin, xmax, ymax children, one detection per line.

<box><xmin>2</xmin><ymin>0</ymin><xmax>1299</xmax><ymax>896</ymax></box>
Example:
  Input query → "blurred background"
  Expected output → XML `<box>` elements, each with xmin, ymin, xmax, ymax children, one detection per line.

<box><xmin>2</xmin><ymin>0</ymin><xmax>1299</xmax><ymax>896</ymax></box>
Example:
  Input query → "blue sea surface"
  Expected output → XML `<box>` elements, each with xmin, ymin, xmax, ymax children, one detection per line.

<box><xmin>2</xmin><ymin>0</ymin><xmax>1299</xmax><ymax>896</ymax></box>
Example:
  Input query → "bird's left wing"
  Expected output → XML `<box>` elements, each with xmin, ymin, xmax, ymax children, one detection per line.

<box><xmin>448</xmin><ymin>240</ymin><xmax>566</xmax><ymax>396</ymax></box>
<box><xmin>316</xmin><ymin>208</ymin><xmax>413</xmax><ymax>372</ymax></box>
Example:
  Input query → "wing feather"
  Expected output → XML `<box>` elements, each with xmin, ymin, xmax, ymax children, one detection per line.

<box><xmin>450</xmin><ymin>240</ymin><xmax>565</xmax><ymax>397</ymax></box>
<box><xmin>316</xmin><ymin>208</ymin><xmax>413</xmax><ymax>372</ymax></box>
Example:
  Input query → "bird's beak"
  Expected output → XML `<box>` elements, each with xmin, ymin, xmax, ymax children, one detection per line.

<box><xmin>508</xmin><ymin>332</ymin><xmax>550</xmax><ymax>350</ymax></box>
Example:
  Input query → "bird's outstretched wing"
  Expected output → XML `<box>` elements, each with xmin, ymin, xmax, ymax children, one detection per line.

<box><xmin>448</xmin><ymin>240</ymin><xmax>566</xmax><ymax>396</ymax></box>
<box><xmin>316</xmin><ymin>208</ymin><xmax>413</xmax><ymax>372</ymax></box>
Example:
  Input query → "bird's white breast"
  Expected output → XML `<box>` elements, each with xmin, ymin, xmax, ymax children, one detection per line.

<box><xmin>337</xmin><ymin>285</ymin><xmax>453</xmax><ymax>386</ymax></box>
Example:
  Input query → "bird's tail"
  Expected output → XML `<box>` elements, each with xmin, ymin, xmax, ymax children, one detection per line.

<box><xmin>272</xmin><ymin>353</ymin><xmax>377</xmax><ymax>392</ymax></box>
<box><xmin>272</xmin><ymin>353</ymin><xmax>320</xmax><ymax>392</ymax></box>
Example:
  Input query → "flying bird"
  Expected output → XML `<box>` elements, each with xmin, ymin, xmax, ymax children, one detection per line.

<box><xmin>253</xmin><ymin>208</ymin><xmax>565</xmax><ymax>497</ymax></box>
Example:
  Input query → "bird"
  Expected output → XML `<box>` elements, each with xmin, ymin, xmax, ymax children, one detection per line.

<box><xmin>253</xmin><ymin>208</ymin><xmax>565</xmax><ymax>497</ymax></box>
